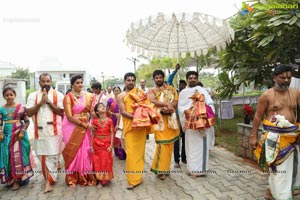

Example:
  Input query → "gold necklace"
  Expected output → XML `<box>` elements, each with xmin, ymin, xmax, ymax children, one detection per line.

<box><xmin>71</xmin><ymin>90</ymin><xmax>83</xmax><ymax>98</ymax></box>
<box><xmin>4</xmin><ymin>106</ymin><xmax>15</xmax><ymax>118</ymax></box>
<box><xmin>98</xmin><ymin>118</ymin><xmax>108</xmax><ymax>127</ymax></box>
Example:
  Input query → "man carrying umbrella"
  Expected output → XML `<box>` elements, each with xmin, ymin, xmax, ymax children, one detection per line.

<box><xmin>148</xmin><ymin>70</ymin><xmax>180</xmax><ymax>180</ymax></box>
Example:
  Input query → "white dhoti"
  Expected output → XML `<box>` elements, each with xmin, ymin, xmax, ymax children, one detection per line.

<box><xmin>185</xmin><ymin>129</ymin><xmax>209</xmax><ymax>175</ymax></box>
<box><xmin>206</xmin><ymin>126</ymin><xmax>215</xmax><ymax>150</ymax></box>
<box><xmin>39</xmin><ymin>154</ymin><xmax>60</xmax><ymax>183</ymax></box>
<box><xmin>34</xmin><ymin>135</ymin><xmax>63</xmax><ymax>183</ymax></box>
<box><xmin>269</xmin><ymin>145</ymin><xmax>300</xmax><ymax>200</ymax></box>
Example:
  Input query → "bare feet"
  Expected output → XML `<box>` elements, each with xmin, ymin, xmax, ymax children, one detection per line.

<box><xmin>264</xmin><ymin>188</ymin><xmax>274</xmax><ymax>200</ymax></box>
<box><xmin>44</xmin><ymin>181</ymin><xmax>53</xmax><ymax>194</ymax></box>
<box><xmin>186</xmin><ymin>172</ymin><xmax>205</xmax><ymax>179</ymax></box>
<box><xmin>191</xmin><ymin>175</ymin><xmax>197</xmax><ymax>179</ymax></box>
<box><xmin>293</xmin><ymin>189</ymin><xmax>300</xmax><ymax>196</ymax></box>
<box><xmin>57</xmin><ymin>161</ymin><xmax>61</xmax><ymax>171</ymax></box>
<box><xmin>7</xmin><ymin>179</ymin><xmax>15</xmax><ymax>187</ymax></box>
<box><xmin>157</xmin><ymin>174</ymin><xmax>166</xmax><ymax>180</ymax></box>
<box><xmin>68</xmin><ymin>183</ymin><xmax>76</xmax><ymax>190</ymax></box>
<box><xmin>12</xmin><ymin>182</ymin><xmax>20</xmax><ymax>191</ymax></box>
<box><xmin>101</xmin><ymin>180</ymin><xmax>111</xmax><ymax>187</ymax></box>
<box><xmin>127</xmin><ymin>181</ymin><xmax>142</xmax><ymax>190</ymax></box>
<box><xmin>174</xmin><ymin>163</ymin><xmax>180</xmax><ymax>168</ymax></box>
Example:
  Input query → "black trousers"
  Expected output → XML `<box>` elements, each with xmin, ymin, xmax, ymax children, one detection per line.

<box><xmin>173</xmin><ymin>126</ymin><xmax>186</xmax><ymax>163</ymax></box>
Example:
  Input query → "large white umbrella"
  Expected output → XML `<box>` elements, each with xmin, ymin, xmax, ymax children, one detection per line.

<box><xmin>125</xmin><ymin>12</ymin><xmax>234</xmax><ymax>60</ymax></box>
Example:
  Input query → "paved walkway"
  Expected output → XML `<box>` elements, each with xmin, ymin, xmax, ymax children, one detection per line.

<box><xmin>1</xmin><ymin>134</ymin><xmax>293</xmax><ymax>200</ymax></box>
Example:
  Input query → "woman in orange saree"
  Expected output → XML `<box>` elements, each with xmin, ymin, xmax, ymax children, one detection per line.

<box><xmin>62</xmin><ymin>74</ymin><xmax>96</xmax><ymax>188</ymax></box>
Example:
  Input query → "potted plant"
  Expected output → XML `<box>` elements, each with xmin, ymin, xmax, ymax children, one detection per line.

<box><xmin>243</xmin><ymin>104</ymin><xmax>254</xmax><ymax>124</ymax></box>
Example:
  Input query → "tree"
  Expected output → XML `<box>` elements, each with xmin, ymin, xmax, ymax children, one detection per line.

<box><xmin>11</xmin><ymin>67</ymin><xmax>30</xmax><ymax>89</ymax></box>
<box><xmin>135</xmin><ymin>57</ymin><xmax>178</xmax><ymax>87</ymax></box>
<box><xmin>135</xmin><ymin>50</ymin><xmax>217</xmax><ymax>88</ymax></box>
<box><xmin>216</xmin><ymin>0</ymin><xmax>300</xmax><ymax>98</ymax></box>
<box><xmin>199</xmin><ymin>72</ymin><xmax>219</xmax><ymax>90</ymax></box>
<box><xmin>89</xmin><ymin>77</ymin><xmax>98</xmax><ymax>85</ymax></box>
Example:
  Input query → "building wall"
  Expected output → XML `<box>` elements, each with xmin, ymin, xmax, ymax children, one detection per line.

<box><xmin>34</xmin><ymin>70</ymin><xmax>89</xmax><ymax>90</ymax></box>
<box><xmin>0</xmin><ymin>68</ymin><xmax>15</xmax><ymax>77</ymax></box>
<box><xmin>0</xmin><ymin>79</ymin><xmax>26</xmax><ymax>105</ymax></box>
<box><xmin>0</xmin><ymin>61</ymin><xmax>16</xmax><ymax>77</ymax></box>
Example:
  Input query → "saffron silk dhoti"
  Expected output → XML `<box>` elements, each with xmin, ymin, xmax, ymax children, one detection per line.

<box><xmin>151</xmin><ymin>143</ymin><xmax>173</xmax><ymax>174</ymax></box>
<box><xmin>124</xmin><ymin>128</ymin><xmax>146</xmax><ymax>186</ymax></box>
<box><xmin>123</xmin><ymin>87</ymin><xmax>152</xmax><ymax>186</ymax></box>
<box><xmin>150</xmin><ymin>119</ymin><xmax>179</xmax><ymax>174</ymax></box>
<box><xmin>151</xmin><ymin>85</ymin><xmax>180</xmax><ymax>174</ymax></box>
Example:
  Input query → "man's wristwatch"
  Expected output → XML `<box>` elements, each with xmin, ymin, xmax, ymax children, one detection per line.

<box><xmin>46</xmin><ymin>100</ymin><xmax>52</xmax><ymax>105</ymax></box>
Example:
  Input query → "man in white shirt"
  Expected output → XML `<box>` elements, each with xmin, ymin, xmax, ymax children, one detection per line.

<box><xmin>27</xmin><ymin>73</ymin><xmax>64</xmax><ymax>193</ymax></box>
<box><xmin>140</xmin><ymin>79</ymin><xmax>148</xmax><ymax>93</ymax></box>
<box><xmin>106</xmin><ymin>86</ymin><xmax>114</xmax><ymax>99</ymax></box>
<box><xmin>91</xmin><ymin>82</ymin><xmax>108</xmax><ymax>108</ymax></box>
<box><xmin>178</xmin><ymin>71</ymin><xmax>215</xmax><ymax>178</ymax></box>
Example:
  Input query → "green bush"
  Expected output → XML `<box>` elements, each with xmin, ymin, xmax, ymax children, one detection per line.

<box><xmin>26</xmin><ymin>89</ymin><xmax>35</xmax><ymax>100</ymax></box>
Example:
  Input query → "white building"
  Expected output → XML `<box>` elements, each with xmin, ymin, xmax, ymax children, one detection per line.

<box><xmin>0</xmin><ymin>61</ymin><xmax>16</xmax><ymax>77</ymax></box>
<box><xmin>33</xmin><ymin>65</ymin><xmax>90</xmax><ymax>92</ymax></box>
<box><xmin>0</xmin><ymin>78</ymin><xmax>26</xmax><ymax>105</ymax></box>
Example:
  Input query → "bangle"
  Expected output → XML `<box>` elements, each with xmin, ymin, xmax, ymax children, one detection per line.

<box><xmin>79</xmin><ymin>122</ymin><xmax>87</xmax><ymax>128</ymax></box>
<box><xmin>80</xmin><ymin>122</ymin><xmax>88</xmax><ymax>129</ymax></box>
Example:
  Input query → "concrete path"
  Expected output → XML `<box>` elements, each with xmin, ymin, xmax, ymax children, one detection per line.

<box><xmin>0</xmin><ymin>134</ymin><xmax>286</xmax><ymax>200</ymax></box>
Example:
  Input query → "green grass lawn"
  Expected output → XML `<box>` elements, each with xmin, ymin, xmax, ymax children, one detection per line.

<box><xmin>214</xmin><ymin>105</ymin><xmax>249</xmax><ymax>154</ymax></box>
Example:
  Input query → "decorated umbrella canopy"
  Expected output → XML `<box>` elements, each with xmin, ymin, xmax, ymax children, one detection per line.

<box><xmin>125</xmin><ymin>12</ymin><xmax>234</xmax><ymax>61</ymax></box>
<box><xmin>125</xmin><ymin>12</ymin><xmax>234</xmax><ymax>130</ymax></box>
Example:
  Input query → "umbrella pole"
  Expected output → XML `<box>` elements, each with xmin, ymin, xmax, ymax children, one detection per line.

<box><xmin>176</xmin><ymin>20</ymin><xmax>180</xmax><ymax>88</ymax></box>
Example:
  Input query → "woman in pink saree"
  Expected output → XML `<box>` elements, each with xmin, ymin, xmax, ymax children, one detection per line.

<box><xmin>62</xmin><ymin>74</ymin><xmax>96</xmax><ymax>188</ymax></box>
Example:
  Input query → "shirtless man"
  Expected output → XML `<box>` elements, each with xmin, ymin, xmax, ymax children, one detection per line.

<box><xmin>147</xmin><ymin>70</ymin><xmax>179</xmax><ymax>180</ymax></box>
<box><xmin>250</xmin><ymin>64</ymin><xmax>300</xmax><ymax>200</ymax></box>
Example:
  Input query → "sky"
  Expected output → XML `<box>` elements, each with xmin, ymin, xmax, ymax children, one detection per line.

<box><xmin>0</xmin><ymin>0</ymin><xmax>243</xmax><ymax>80</ymax></box>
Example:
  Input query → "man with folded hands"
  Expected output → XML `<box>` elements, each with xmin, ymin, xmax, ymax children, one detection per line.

<box><xmin>27</xmin><ymin>73</ymin><xmax>64</xmax><ymax>193</ymax></box>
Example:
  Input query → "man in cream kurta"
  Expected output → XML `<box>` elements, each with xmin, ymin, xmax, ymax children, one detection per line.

<box><xmin>178</xmin><ymin>71</ymin><xmax>215</xmax><ymax>178</ymax></box>
<box><xmin>27</xmin><ymin>73</ymin><xmax>64</xmax><ymax>193</ymax></box>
